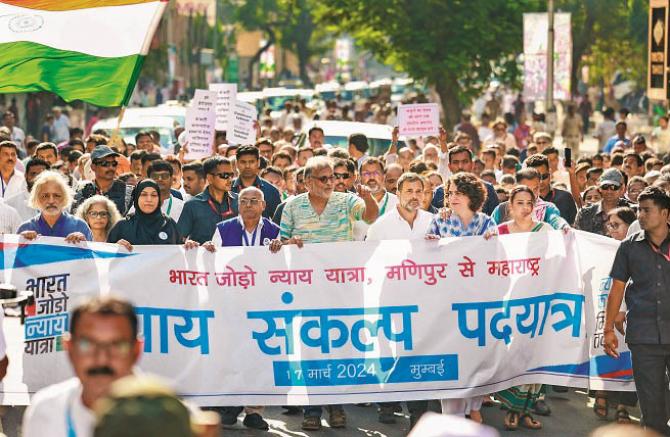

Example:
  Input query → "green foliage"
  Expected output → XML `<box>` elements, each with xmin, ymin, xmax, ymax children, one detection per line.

<box><xmin>557</xmin><ymin>0</ymin><xmax>648</xmax><ymax>89</ymax></box>
<box><xmin>316</xmin><ymin>0</ymin><xmax>541</xmax><ymax>126</ymax></box>
<box><xmin>225</xmin><ymin>0</ymin><xmax>331</xmax><ymax>86</ymax></box>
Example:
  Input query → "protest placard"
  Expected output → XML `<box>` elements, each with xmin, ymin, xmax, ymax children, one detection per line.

<box><xmin>184</xmin><ymin>89</ymin><xmax>217</xmax><ymax>160</ymax></box>
<box><xmin>228</xmin><ymin>101</ymin><xmax>258</xmax><ymax>145</ymax></box>
<box><xmin>398</xmin><ymin>103</ymin><xmax>440</xmax><ymax>137</ymax></box>
<box><xmin>208</xmin><ymin>83</ymin><xmax>237</xmax><ymax>131</ymax></box>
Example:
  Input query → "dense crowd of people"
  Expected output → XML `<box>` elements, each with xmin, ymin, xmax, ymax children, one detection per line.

<box><xmin>1</xmin><ymin>96</ymin><xmax>670</xmax><ymax>436</ymax></box>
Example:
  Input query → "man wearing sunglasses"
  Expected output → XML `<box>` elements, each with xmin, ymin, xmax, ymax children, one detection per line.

<box><xmin>279</xmin><ymin>156</ymin><xmax>378</xmax><ymax>431</ymax></box>
<box><xmin>178</xmin><ymin>156</ymin><xmax>238</xmax><ymax>244</ymax></box>
<box><xmin>23</xmin><ymin>297</ymin><xmax>142</xmax><ymax>437</ymax></box>
<box><xmin>71</xmin><ymin>146</ymin><xmax>133</xmax><ymax>215</ymax></box>
<box><xmin>525</xmin><ymin>154</ymin><xmax>577</xmax><ymax>225</ymax></box>
<box><xmin>575</xmin><ymin>168</ymin><xmax>635</xmax><ymax>236</ymax></box>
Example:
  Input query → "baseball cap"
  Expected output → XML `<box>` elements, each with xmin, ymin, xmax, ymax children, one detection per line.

<box><xmin>90</xmin><ymin>145</ymin><xmax>119</xmax><ymax>162</ymax></box>
<box><xmin>599</xmin><ymin>168</ymin><xmax>624</xmax><ymax>188</ymax></box>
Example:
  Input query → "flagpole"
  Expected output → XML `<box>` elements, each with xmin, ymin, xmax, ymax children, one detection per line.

<box><xmin>109</xmin><ymin>106</ymin><xmax>127</xmax><ymax>150</ymax></box>
<box><xmin>115</xmin><ymin>106</ymin><xmax>127</xmax><ymax>133</ymax></box>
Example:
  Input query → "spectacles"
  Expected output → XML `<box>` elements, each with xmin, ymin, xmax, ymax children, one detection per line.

<box><xmin>212</xmin><ymin>172</ymin><xmax>234</xmax><ymax>180</ymax></box>
<box><xmin>311</xmin><ymin>175</ymin><xmax>335</xmax><ymax>184</ymax></box>
<box><xmin>150</xmin><ymin>173</ymin><xmax>172</xmax><ymax>181</ymax></box>
<box><xmin>87</xmin><ymin>211</ymin><xmax>110</xmax><ymax>219</ymax></box>
<box><xmin>240</xmin><ymin>198</ymin><xmax>261</xmax><ymax>206</ymax></box>
<box><xmin>538</xmin><ymin>173</ymin><xmax>551</xmax><ymax>181</ymax></box>
<box><xmin>606</xmin><ymin>222</ymin><xmax>622</xmax><ymax>230</ymax></box>
<box><xmin>72</xmin><ymin>337</ymin><xmax>133</xmax><ymax>357</ymax></box>
<box><xmin>361</xmin><ymin>171</ymin><xmax>382</xmax><ymax>178</ymax></box>
<box><xmin>334</xmin><ymin>172</ymin><xmax>350</xmax><ymax>180</ymax></box>
<box><xmin>600</xmin><ymin>184</ymin><xmax>620</xmax><ymax>191</ymax></box>
<box><xmin>94</xmin><ymin>160</ymin><xmax>118</xmax><ymax>168</ymax></box>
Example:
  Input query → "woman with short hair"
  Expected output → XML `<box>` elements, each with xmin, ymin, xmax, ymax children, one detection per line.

<box><xmin>76</xmin><ymin>195</ymin><xmax>122</xmax><ymax>243</ymax></box>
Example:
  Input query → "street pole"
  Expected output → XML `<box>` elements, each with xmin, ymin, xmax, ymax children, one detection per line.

<box><xmin>546</xmin><ymin>0</ymin><xmax>556</xmax><ymax>134</ymax></box>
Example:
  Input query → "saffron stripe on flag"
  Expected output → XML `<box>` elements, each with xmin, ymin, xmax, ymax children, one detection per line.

<box><xmin>0</xmin><ymin>0</ymin><xmax>163</xmax><ymax>11</ymax></box>
<box><xmin>0</xmin><ymin>1</ymin><xmax>165</xmax><ymax>57</ymax></box>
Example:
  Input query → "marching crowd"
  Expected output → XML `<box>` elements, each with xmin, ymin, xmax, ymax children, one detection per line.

<box><xmin>1</xmin><ymin>98</ymin><xmax>670</xmax><ymax>436</ymax></box>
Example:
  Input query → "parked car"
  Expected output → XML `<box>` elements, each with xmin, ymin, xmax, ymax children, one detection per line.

<box><xmin>92</xmin><ymin>105</ymin><xmax>186</xmax><ymax>152</ymax></box>
<box><xmin>303</xmin><ymin>120</ymin><xmax>407</xmax><ymax>156</ymax></box>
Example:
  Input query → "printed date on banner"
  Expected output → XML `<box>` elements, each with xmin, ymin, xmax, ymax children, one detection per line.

<box><xmin>273</xmin><ymin>354</ymin><xmax>458</xmax><ymax>386</ymax></box>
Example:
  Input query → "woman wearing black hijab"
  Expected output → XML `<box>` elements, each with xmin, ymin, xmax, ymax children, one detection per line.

<box><xmin>108</xmin><ymin>179</ymin><xmax>195</xmax><ymax>251</ymax></box>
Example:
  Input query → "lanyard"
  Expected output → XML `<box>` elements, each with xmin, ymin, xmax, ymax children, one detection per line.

<box><xmin>379</xmin><ymin>192</ymin><xmax>390</xmax><ymax>216</ymax></box>
<box><xmin>65</xmin><ymin>395</ymin><xmax>77</xmax><ymax>437</ymax></box>
<box><xmin>165</xmin><ymin>196</ymin><xmax>173</xmax><ymax>216</ymax></box>
<box><xmin>649</xmin><ymin>240</ymin><xmax>670</xmax><ymax>262</ymax></box>
<box><xmin>207</xmin><ymin>197</ymin><xmax>234</xmax><ymax>220</ymax></box>
<box><xmin>242</xmin><ymin>225</ymin><xmax>260</xmax><ymax>246</ymax></box>
<box><xmin>1</xmin><ymin>174</ymin><xmax>7</xmax><ymax>198</ymax></box>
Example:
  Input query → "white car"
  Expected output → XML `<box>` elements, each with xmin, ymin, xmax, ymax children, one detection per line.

<box><xmin>303</xmin><ymin>120</ymin><xmax>407</xmax><ymax>156</ymax></box>
<box><xmin>92</xmin><ymin>105</ymin><xmax>187</xmax><ymax>152</ymax></box>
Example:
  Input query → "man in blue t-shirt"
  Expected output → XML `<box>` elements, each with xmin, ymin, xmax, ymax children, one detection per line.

<box><xmin>17</xmin><ymin>170</ymin><xmax>92</xmax><ymax>243</ymax></box>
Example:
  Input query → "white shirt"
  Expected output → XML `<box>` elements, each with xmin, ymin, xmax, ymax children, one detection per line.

<box><xmin>0</xmin><ymin>201</ymin><xmax>22</xmax><ymax>233</ymax></box>
<box><xmin>1</xmin><ymin>171</ymin><xmax>26</xmax><ymax>200</ymax></box>
<box><xmin>10</xmin><ymin>126</ymin><xmax>25</xmax><ymax>145</ymax></box>
<box><xmin>366</xmin><ymin>206</ymin><xmax>434</xmax><ymax>241</ymax></box>
<box><xmin>128</xmin><ymin>195</ymin><xmax>184</xmax><ymax>222</ymax></box>
<box><xmin>53</xmin><ymin>114</ymin><xmax>71</xmax><ymax>143</ymax></box>
<box><xmin>23</xmin><ymin>378</ymin><xmax>95</xmax><ymax>437</ymax></box>
<box><xmin>161</xmin><ymin>195</ymin><xmax>184</xmax><ymax>222</ymax></box>
<box><xmin>4</xmin><ymin>190</ymin><xmax>38</xmax><ymax>222</ymax></box>
<box><xmin>211</xmin><ymin>216</ymin><xmax>265</xmax><ymax>247</ymax></box>
<box><xmin>626</xmin><ymin>219</ymin><xmax>641</xmax><ymax>237</ymax></box>
<box><xmin>353</xmin><ymin>191</ymin><xmax>399</xmax><ymax>241</ymax></box>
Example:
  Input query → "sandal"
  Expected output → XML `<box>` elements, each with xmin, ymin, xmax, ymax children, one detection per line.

<box><xmin>469</xmin><ymin>410</ymin><xmax>483</xmax><ymax>424</ymax></box>
<box><xmin>504</xmin><ymin>411</ymin><xmax>519</xmax><ymax>430</ymax></box>
<box><xmin>616</xmin><ymin>408</ymin><xmax>631</xmax><ymax>424</ymax></box>
<box><xmin>593</xmin><ymin>396</ymin><xmax>608</xmax><ymax>419</ymax></box>
<box><xmin>520</xmin><ymin>414</ymin><xmax>542</xmax><ymax>430</ymax></box>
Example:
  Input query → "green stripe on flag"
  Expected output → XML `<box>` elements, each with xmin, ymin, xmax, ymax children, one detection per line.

<box><xmin>0</xmin><ymin>41</ymin><xmax>144</xmax><ymax>107</ymax></box>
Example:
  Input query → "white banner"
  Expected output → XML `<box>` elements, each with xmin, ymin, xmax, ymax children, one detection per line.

<box><xmin>523</xmin><ymin>13</ymin><xmax>572</xmax><ymax>101</ymax></box>
<box><xmin>398</xmin><ymin>103</ymin><xmax>440</xmax><ymax>137</ymax></box>
<box><xmin>208</xmin><ymin>83</ymin><xmax>237</xmax><ymax>132</ymax></box>
<box><xmin>0</xmin><ymin>231</ymin><xmax>633</xmax><ymax>406</ymax></box>
<box><xmin>228</xmin><ymin>101</ymin><xmax>257</xmax><ymax>146</ymax></box>
<box><xmin>184</xmin><ymin>89</ymin><xmax>217</xmax><ymax>160</ymax></box>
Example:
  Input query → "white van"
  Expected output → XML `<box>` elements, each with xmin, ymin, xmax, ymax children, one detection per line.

<box><xmin>91</xmin><ymin>105</ymin><xmax>187</xmax><ymax>152</ymax></box>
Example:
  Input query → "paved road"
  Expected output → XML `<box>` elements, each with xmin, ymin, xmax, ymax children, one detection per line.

<box><xmin>197</xmin><ymin>391</ymin><xmax>640</xmax><ymax>437</ymax></box>
<box><xmin>0</xmin><ymin>313</ymin><xmax>642</xmax><ymax>437</ymax></box>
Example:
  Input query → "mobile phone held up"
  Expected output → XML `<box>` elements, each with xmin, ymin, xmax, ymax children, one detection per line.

<box><xmin>564</xmin><ymin>147</ymin><xmax>572</xmax><ymax>168</ymax></box>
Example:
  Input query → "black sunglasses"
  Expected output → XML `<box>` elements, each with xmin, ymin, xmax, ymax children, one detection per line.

<box><xmin>212</xmin><ymin>172</ymin><xmax>234</xmax><ymax>180</ymax></box>
<box><xmin>334</xmin><ymin>172</ymin><xmax>350</xmax><ymax>180</ymax></box>
<box><xmin>94</xmin><ymin>160</ymin><xmax>118</xmax><ymax>168</ymax></box>
<box><xmin>312</xmin><ymin>175</ymin><xmax>335</xmax><ymax>184</ymax></box>
<box><xmin>600</xmin><ymin>184</ymin><xmax>620</xmax><ymax>191</ymax></box>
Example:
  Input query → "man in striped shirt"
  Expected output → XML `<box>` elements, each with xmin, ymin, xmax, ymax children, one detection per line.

<box><xmin>279</xmin><ymin>156</ymin><xmax>378</xmax><ymax>430</ymax></box>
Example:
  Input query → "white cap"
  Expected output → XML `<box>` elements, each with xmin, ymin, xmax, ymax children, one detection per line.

<box><xmin>408</xmin><ymin>413</ymin><xmax>499</xmax><ymax>437</ymax></box>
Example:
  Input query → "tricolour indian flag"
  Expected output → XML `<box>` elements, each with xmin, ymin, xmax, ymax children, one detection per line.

<box><xmin>0</xmin><ymin>0</ymin><xmax>167</xmax><ymax>107</ymax></box>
